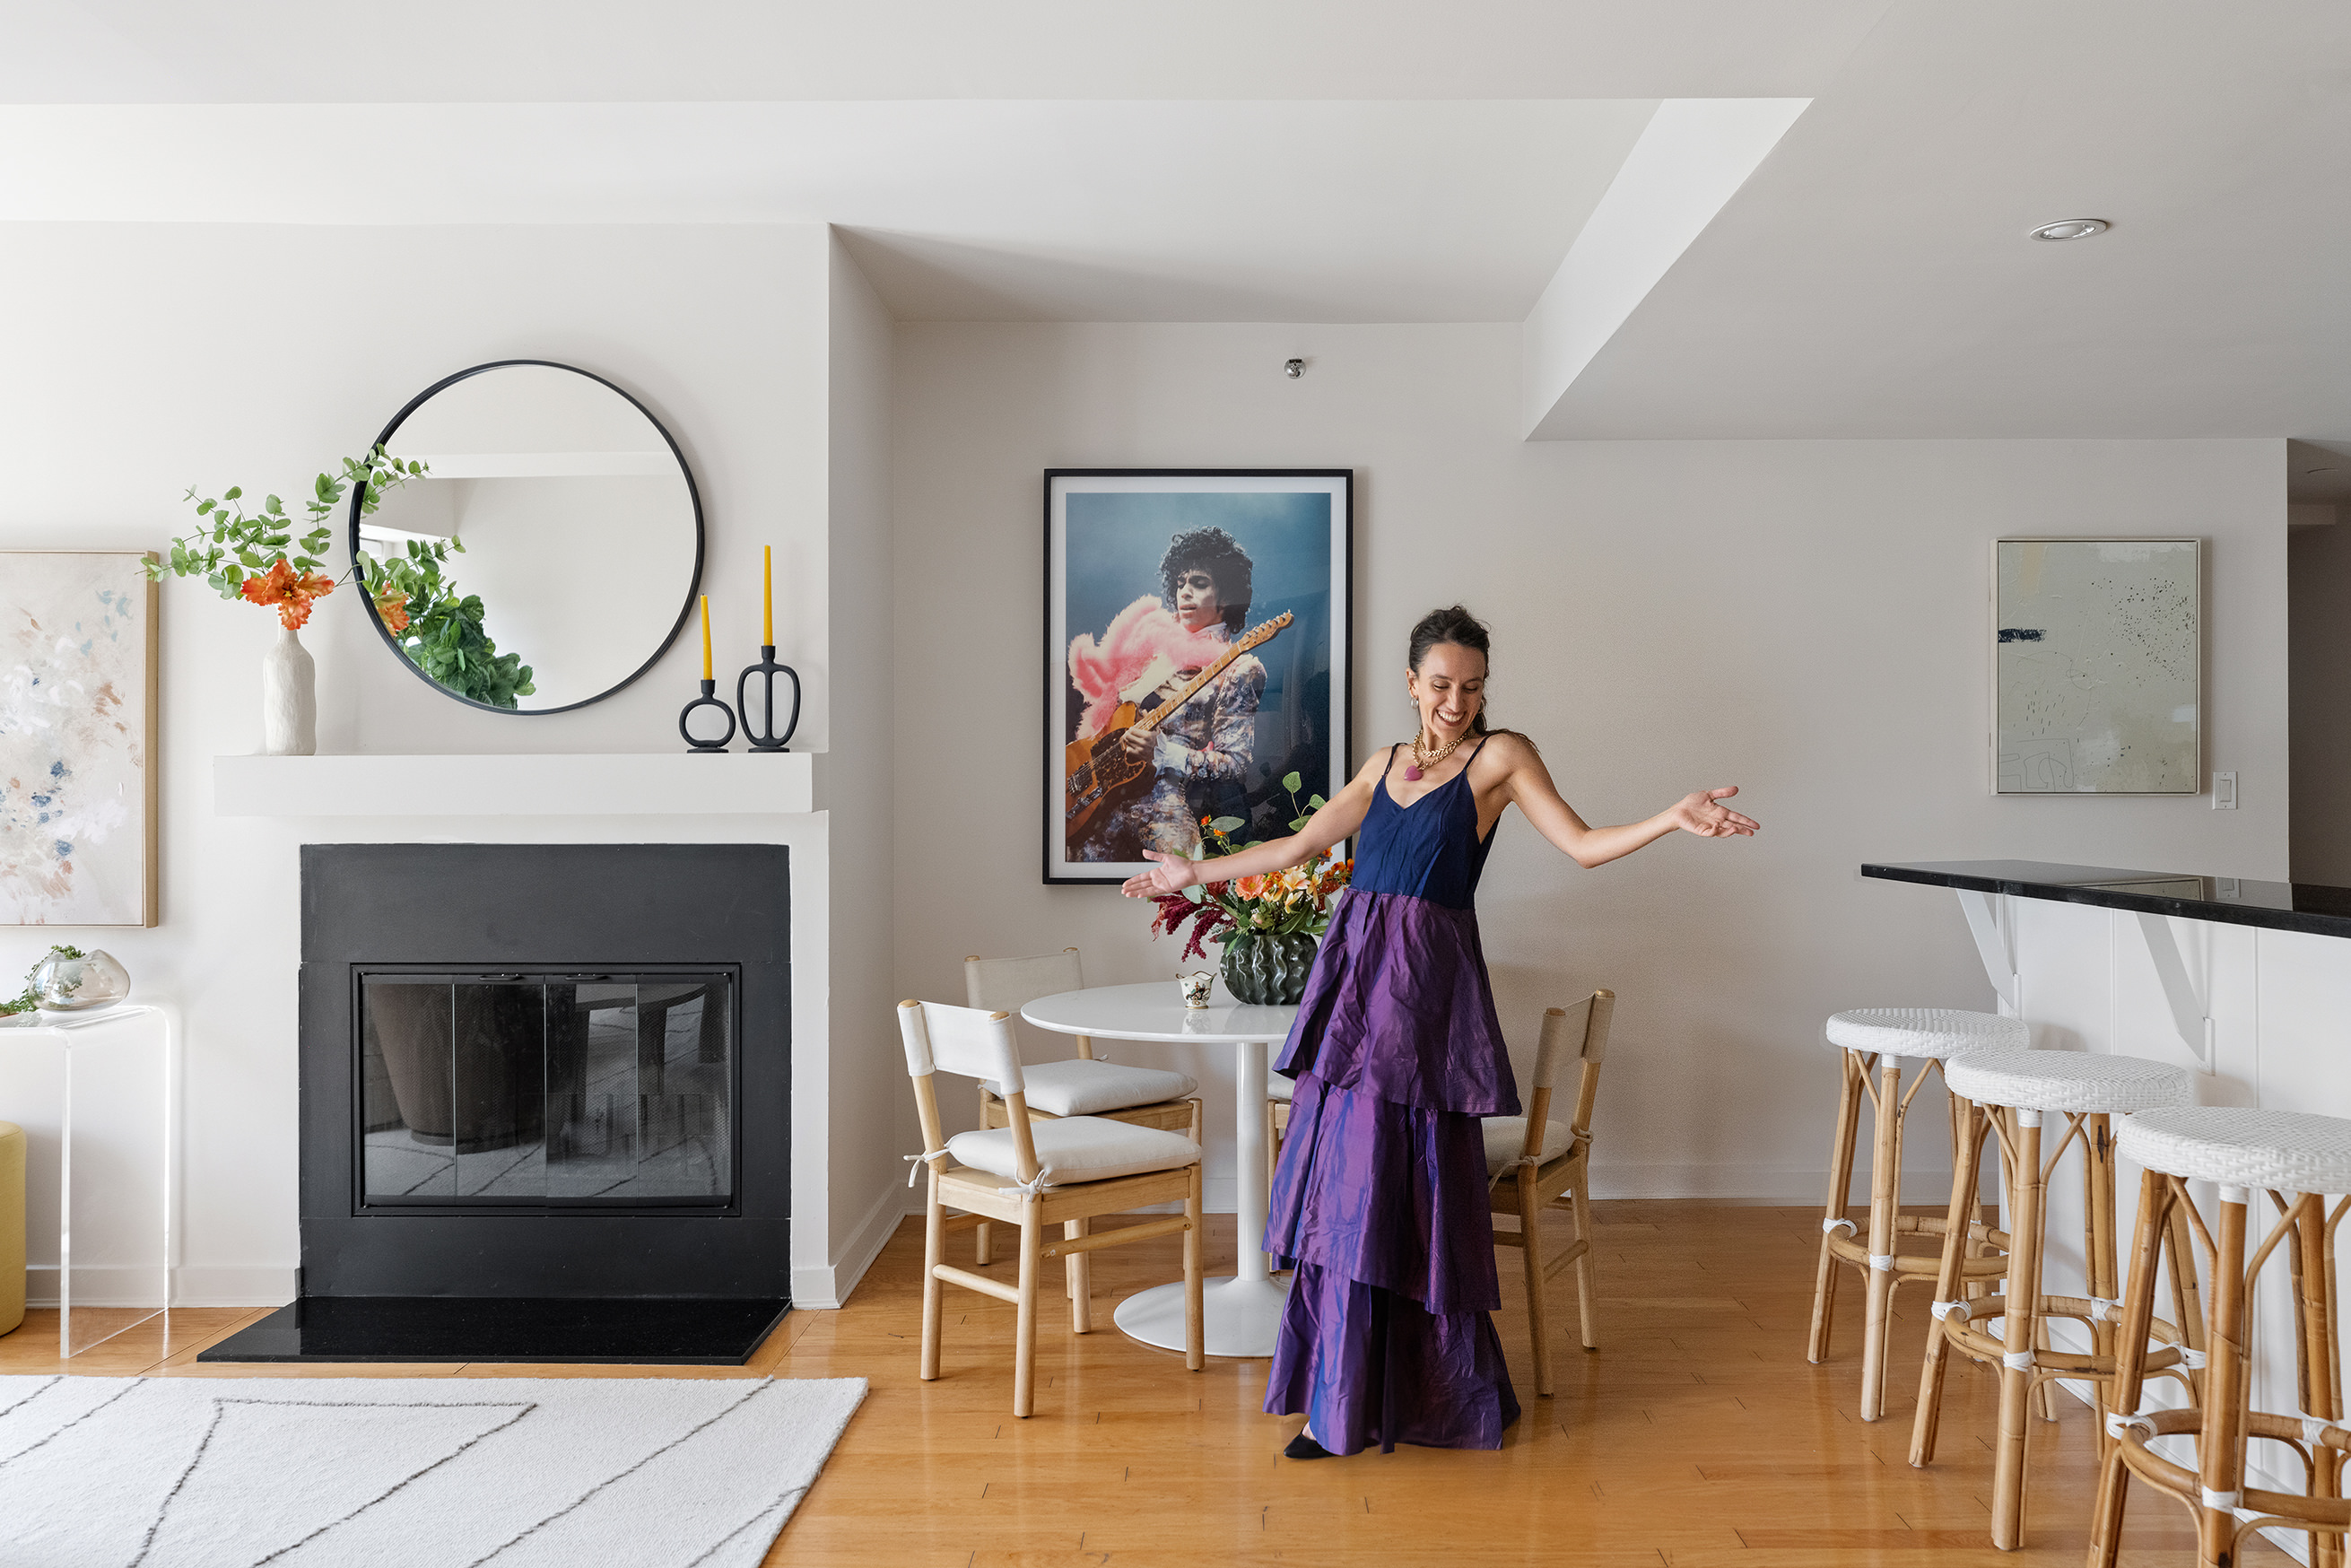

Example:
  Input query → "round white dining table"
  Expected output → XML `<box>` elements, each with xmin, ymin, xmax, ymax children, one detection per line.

<box><xmin>1021</xmin><ymin>980</ymin><xmax>1297</xmax><ymax>1358</ymax></box>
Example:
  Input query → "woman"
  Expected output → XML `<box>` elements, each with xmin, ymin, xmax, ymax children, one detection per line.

<box><xmin>1122</xmin><ymin>605</ymin><xmax>1757</xmax><ymax>1457</ymax></box>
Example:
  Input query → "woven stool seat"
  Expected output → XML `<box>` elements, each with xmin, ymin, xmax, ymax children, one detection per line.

<box><xmin>2118</xmin><ymin>1105</ymin><xmax>2351</xmax><ymax>1194</ymax></box>
<box><xmin>1945</xmin><ymin>1050</ymin><xmax>2189</xmax><ymax>1117</ymax></box>
<box><xmin>1825</xmin><ymin>1008</ymin><xmax>2028</xmax><ymax>1060</ymax></box>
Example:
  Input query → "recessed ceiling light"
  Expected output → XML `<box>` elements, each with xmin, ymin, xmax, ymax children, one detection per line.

<box><xmin>2030</xmin><ymin>218</ymin><xmax>2110</xmax><ymax>241</ymax></box>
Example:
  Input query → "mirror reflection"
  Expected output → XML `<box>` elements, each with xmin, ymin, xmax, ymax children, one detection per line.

<box><xmin>356</xmin><ymin>362</ymin><xmax>702</xmax><ymax>712</ymax></box>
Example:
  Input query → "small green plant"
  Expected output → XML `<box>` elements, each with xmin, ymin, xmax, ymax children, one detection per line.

<box><xmin>4</xmin><ymin>944</ymin><xmax>83</xmax><ymax>1015</ymax></box>
<box><xmin>145</xmin><ymin>447</ymin><xmax>435</xmax><ymax>629</ymax></box>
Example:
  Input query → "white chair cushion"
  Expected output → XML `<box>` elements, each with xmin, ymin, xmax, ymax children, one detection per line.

<box><xmin>2119</xmin><ymin>1106</ymin><xmax>2351</xmax><ymax>1194</ymax></box>
<box><xmin>1267</xmin><ymin>1072</ymin><xmax>1294</xmax><ymax>1102</ymax></box>
<box><xmin>1825</xmin><ymin>1007</ymin><xmax>2028</xmax><ymax>1060</ymax></box>
<box><xmin>983</xmin><ymin>1058</ymin><xmax>1199</xmax><ymax>1117</ymax></box>
<box><xmin>1946</xmin><ymin>1048</ymin><xmax>2189</xmax><ymax>1115</ymax></box>
<box><xmin>947</xmin><ymin>1115</ymin><xmax>1203</xmax><ymax>1187</ymax></box>
<box><xmin>1481</xmin><ymin>1117</ymin><xmax>1578</xmax><ymax>1177</ymax></box>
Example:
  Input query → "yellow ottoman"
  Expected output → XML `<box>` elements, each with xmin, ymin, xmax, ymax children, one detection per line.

<box><xmin>0</xmin><ymin>1121</ymin><xmax>22</xmax><ymax>1336</ymax></box>
<box><xmin>0</xmin><ymin>1128</ymin><xmax>22</xmax><ymax>1335</ymax></box>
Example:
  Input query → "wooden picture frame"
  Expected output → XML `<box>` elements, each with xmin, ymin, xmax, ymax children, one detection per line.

<box><xmin>1991</xmin><ymin>536</ymin><xmax>2201</xmax><ymax>797</ymax></box>
<box><xmin>0</xmin><ymin>550</ymin><xmax>160</xmax><ymax>925</ymax></box>
<box><xmin>1045</xmin><ymin>470</ymin><xmax>1353</xmax><ymax>885</ymax></box>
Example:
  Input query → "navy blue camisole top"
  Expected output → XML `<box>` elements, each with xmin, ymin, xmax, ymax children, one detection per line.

<box><xmin>1350</xmin><ymin>736</ymin><xmax>1496</xmax><ymax>911</ymax></box>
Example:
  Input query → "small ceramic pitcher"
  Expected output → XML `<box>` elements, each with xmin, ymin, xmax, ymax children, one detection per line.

<box><xmin>1178</xmin><ymin>971</ymin><xmax>1215</xmax><ymax>1009</ymax></box>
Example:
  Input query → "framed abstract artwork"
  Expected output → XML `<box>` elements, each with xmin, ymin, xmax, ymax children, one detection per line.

<box><xmin>0</xmin><ymin>551</ymin><xmax>160</xmax><ymax>924</ymax></box>
<box><xmin>1045</xmin><ymin>470</ymin><xmax>1353</xmax><ymax>885</ymax></box>
<box><xmin>1992</xmin><ymin>536</ymin><xmax>2199</xmax><ymax>796</ymax></box>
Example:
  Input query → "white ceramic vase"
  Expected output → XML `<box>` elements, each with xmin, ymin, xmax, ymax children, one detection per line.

<box><xmin>260</xmin><ymin>625</ymin><xmax>318</xmax><ymax>756</ymax></box>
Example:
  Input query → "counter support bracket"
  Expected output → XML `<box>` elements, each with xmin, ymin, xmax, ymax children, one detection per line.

<box><xmin>2133</xmin><ymin>913</ymin><xmax>2216</xmax><ymax>1076</ymax></box>
<box><xmin>1956</xmin><ymin>890</ymin><xmax>2020</xmax><ymax>1015</ymax></box>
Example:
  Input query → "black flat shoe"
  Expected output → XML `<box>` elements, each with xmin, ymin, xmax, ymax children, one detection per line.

<box><xmin>1284</xmin><ymin>1433</ymin><xmax>1335</xmax><ymax>1459</ymax></box>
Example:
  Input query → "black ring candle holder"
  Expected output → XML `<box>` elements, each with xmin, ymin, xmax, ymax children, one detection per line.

<box><xmin>735</xmin><ymin>647</ymin><xmax>801</xmax><ymax>753</ymax></box>
<box><xmin>679</xmin><ymin>678</ymin><xmax>737</xmax><ymax>753</ymax></box>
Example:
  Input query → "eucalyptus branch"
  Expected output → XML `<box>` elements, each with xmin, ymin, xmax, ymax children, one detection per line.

<box><xmin>145</xmin><ymin>444</ymin><xmax>428</xmax><ymax>600</ymax></box>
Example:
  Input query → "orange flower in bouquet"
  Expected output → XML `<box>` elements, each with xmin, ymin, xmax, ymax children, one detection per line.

<box><xmin>1145</xmin><ymin>772</ymin><xmax>1350</xmax><ymax>963</ymax></box>
<box><xmin>238</xmin><ymin>557</ymin><xmax>337</xmax><ymax>629</ymax></box>
<box><xmin>370</xmin><ymin>587</ymin><xmax>413</xmax><ymax>635</ymax></box>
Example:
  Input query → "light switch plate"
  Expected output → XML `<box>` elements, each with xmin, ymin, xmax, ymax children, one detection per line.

<box><xmin>2213</xmin><ymin>771</ymin><xmax>2238</xmax><ymax>809</ymax></box>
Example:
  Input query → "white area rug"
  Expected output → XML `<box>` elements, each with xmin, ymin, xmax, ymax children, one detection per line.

<box><xmin>0</xmin><ymin>1374</ymin><xmax>865</xmax><ymax>1568</ymax></box>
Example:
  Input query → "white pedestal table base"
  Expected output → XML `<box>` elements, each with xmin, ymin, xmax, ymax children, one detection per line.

<box><xmin>1115</xmin><ymin>1276</ymin><xmax>1291</xmax><ymax>1358</ymax></box>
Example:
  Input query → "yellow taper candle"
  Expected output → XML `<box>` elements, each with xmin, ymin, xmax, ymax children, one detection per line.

<box><xmin>763</xmin><ymin>545</ymin><xmax>773</xmax><ymax>646</ymax></box>
<box><xmin>700</xmin><ymin>595</ymin><xmax>712</xmax><ymax>679</ymax></box>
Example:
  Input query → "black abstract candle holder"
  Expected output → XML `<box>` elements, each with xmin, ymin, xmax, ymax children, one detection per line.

<box><xmin>735</xmin><ymin>647</ymin><xmax>801</xmax><ymax>753</ymax></box>
<box><xmin>679</xmin><ymin>678</ymin><xmax>737</xmax><ymax>753</ymax></box>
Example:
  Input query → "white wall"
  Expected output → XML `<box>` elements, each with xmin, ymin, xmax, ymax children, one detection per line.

<box><xmin>0</xmin><ymin>222</ymin><xmax>852</xmax><ymax>1305</ymax></box>
<box><xmin>816</xmin><ymin>234</ymin><xmax>903</xmax><ymax>1302</ymax></box>
<box><xmin>891</xmin><ymin>320</ymin><xmax>2288</xmax><ymax>1206</ymax></box>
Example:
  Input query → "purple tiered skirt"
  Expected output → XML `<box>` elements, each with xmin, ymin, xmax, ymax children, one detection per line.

<box><xmin>1263</xmin><ymin>889</ymin><xmax>1521</xmax><ymax>1455</ymax></box>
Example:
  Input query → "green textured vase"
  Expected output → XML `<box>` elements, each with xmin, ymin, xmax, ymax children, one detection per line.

<box><xmin>1219</xmin><ymin>930</ymin><xmax>1319</xmax><ymax>1006</ymax></box>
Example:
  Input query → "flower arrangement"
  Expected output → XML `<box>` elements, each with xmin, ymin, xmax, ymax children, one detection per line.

<box><xmin>146</xmin><ymin>446</ymin><xmax>442</xmax><ymax>630</ymax></box>
<box><xmin>357</xmin><ymin>538</ymin><xmax>538</xmax><ymax>709</ymax></box>
<box><xmin>1146</xmin><ymin>772</ymin><xmax>1351</xmax><ymax>961</ymax></box>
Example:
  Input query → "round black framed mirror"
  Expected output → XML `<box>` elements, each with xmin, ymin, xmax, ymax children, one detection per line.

<box><xmin>351</xmin><ymin>360</ymin><xmax>705</xmax><ymax>714</ymax></box>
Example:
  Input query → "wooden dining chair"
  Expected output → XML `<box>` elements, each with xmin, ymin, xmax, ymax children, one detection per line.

<box><xmin>965</xmin><ymin>948</ymin><xmax>1203</xmax><ymax>1267</ymax></box>
<box><xmin>1484</xmin><ymin>989</ymin><xmax>1615</xmax><ymax>1397</ymax></box>
<box><xmin>900</xmin><ymin>998</ymin><xmax>1206</xmax><ymax>1416</ymax></box>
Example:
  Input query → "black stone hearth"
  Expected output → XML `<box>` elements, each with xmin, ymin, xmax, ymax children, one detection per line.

<box><xmin>201</xmin><ymin>1296</ymin><xmax>788</xmax><ymax>1365</ymax></box>
<box><xmin>201</xmin><ymin>843</ymin><xmax>791</xmax><ymax>1365</ymax></box>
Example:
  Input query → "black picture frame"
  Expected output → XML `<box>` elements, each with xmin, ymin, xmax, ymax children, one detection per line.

<box><xmin>1044</xmin><ymin>468</ymin><xmax>1354</xmax><ymax>886</ymax></box>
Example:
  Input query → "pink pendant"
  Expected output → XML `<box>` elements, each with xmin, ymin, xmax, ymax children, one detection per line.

<box><xmin>1402</xmin><ymin>764</ymin><xmax>1424</xmax><ymax>781</ymax></box>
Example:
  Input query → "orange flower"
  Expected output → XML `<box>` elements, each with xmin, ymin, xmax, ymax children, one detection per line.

<box><xmin>239</xmin><ymin>557</ymin><xmax>335</xmax><ymax>630</ymax></box>
<box><xmin>1233</xmin><ymin>874</ymin><xmax>1267</xmax><ymax>901</ymax></box>
<box><xmin>371</xmin><ymin>588</ymin><xmax>412</xmax><ymax>635</ymax></box>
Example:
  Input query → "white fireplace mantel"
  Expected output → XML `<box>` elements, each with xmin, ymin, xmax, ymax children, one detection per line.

<box><xmin>213</xmin><ymin>752</ymin><xmax>816</xmax><ymax>817</ymax></box>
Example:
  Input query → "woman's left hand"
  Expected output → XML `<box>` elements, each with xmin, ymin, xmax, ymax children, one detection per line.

<box><xmin>1670</xmin><ymin>786</ymin><xmax>1760</xmax><ymax>839</ymax></box>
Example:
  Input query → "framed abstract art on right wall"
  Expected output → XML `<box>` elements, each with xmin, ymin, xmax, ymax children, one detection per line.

<box><xmin>1992</xmin><ymin>536</ymin><xmax>2200</xmax><ymax>796</ymax></box>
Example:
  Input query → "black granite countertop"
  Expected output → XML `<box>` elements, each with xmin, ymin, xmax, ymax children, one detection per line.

<box><xmin>1862</xmin><ymin>859</ymin><xmax>2351</xmax><ymax>940</ymax></box>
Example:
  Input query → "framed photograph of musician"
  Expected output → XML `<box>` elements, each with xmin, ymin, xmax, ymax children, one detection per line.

<box><xmin>1045</xmin><ymin>468</ymin><xmax>1353</xmax><ymax>885</ymax></box>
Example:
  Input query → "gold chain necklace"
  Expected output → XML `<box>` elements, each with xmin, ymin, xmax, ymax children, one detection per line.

<box><xmin>1404</xmin><ymin>727</ymin><xmax>1467</xmax><ymax>781</ymax></box>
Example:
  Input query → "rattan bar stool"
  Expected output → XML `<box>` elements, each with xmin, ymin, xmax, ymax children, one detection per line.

<box><xmin>1809</xmin><ymin>1007</ymin><xmax>2028</xmax><ymax>1420</ymax></box>
<box><xmin>2094</xmin><ymin>1107</ymin><xmax>2351</xmax><ymax>1568</ymax></box>
<box><xmin>1913</xmin><ymin>1049</ymin><xmax>2195</xmax><ymax>1550</ymax></box>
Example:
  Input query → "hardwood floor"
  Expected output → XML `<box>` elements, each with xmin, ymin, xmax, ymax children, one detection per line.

<box><xmin>0</xmin><ymin>1203</ymin><xmax>2297</xmax><ymax>1565</ymax></box>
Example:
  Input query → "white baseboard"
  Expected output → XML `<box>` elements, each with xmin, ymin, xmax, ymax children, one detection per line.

<box><xmin>1590</xmin><ymin>1164</ymin><xmax>1981</xmax><ymax>1206</ymax></box>
<box><xmin>793</xmin><ymin>1181</ymin><xmax>906</xmax><ymax>1311</ymax></box>
<box><xmin>22</xmin><ymin>1264</ymin><xmax>294</xmax><ymax>1311</ymax></box>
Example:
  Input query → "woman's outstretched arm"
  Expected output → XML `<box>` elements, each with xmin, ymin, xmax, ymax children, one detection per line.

<box><xmin>1119</xmin><ymin>749</ymin><xmax>1389</xmax><ymax>899</ymax></box>
<box><xmin>1491</xmin><ymin>733</ymin><xmax>1759</xmax><ymax>868</ymax></box>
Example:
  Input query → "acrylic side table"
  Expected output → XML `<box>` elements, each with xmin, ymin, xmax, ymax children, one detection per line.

<box><xmin>1021</xmin><ymin>981</ymin><xmax>1297</xmax><ymax>1358</ymax></box>
<box><xmin>1</xmin><ymin>1002</ymin><xmax>178</xmax><ymax>1356</ymax></box>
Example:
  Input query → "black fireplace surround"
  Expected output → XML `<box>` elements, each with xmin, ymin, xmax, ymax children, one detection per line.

<box><xmin>200</xmin><ymin>843</ymin><xmax>790</xmax><ymax>1364</ymax></box>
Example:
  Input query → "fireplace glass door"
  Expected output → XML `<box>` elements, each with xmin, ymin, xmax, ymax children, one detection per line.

<box><xmin>359</xmin><ymin>970</ymin><xmax>736</xmax><ymax>1209</ymax></box>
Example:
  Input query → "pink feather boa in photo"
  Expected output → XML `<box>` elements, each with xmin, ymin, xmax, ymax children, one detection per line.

<box><xmin>1068</xmin><ymin>596</ymin><xmax>1232</xmax><ymax>739</ymax></box>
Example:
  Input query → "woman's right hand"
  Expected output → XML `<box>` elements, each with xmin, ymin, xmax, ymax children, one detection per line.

<box><xmin>1121</xmin><ymin>850</ymin><xmax>1200</xmax><ymax>899</ymax></box>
